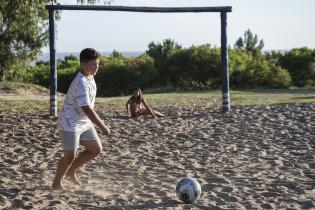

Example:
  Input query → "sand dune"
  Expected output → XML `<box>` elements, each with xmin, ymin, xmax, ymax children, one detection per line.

<box><xmin>0</xmin><ymin>104</ymin><xmax>314</xmax><ymax>209</ymax></box>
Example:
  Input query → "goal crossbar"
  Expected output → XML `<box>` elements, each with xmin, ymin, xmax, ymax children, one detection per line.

<box><xmin>46</xmin><ymin>5</ymin><xmax>232</xmax><ymax>13</ymax></box>
<box><xmin>45</xmin><ymin>4</ymin><xmax>232</xmax><ymax>116</ymax></box>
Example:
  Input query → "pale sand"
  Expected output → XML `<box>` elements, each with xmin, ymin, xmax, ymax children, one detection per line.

<box><xmin>0</xmin><ymin>103</ymin><xmax>314</xmax><ymax>209</ymax></box>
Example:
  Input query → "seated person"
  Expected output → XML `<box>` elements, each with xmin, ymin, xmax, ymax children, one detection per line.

<box><xmin>126</xmin><ymin>87</ymin><xmax>164</xmax><ymax>118</ymax></box>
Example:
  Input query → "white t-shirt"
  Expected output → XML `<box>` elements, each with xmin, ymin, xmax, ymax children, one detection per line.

<box><xmin>58</xmin><ymin>72</ymin><xmax>96</xmax><ymax>132</ymax></box>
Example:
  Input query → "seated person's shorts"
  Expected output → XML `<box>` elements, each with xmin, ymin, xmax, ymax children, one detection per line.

<box><xmin>59</xmin><ymin>127</ymin><xmax>100</xmax><ymax>150</ymax></box>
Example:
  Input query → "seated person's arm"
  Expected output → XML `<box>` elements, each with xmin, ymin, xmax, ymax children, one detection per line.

<box><xmin>126</xmin><ymin>98</ymin><xmax>132</xmax><ymax>116</ymax></box>
<box><xmin>142</xmin><ymin>99</ymin><xmax>156</xmax><ymax>118</ymax></box>
<box><xmin>81</xmin><ymin>105</ymin><xmax>110</xmax><ymax>135</ymax></box>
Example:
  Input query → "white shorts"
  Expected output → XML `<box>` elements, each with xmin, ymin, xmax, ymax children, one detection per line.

<box><xmin>59</xmin><ymin>127</ymin><xmax>100</xmax><ymax>151</ymax></box>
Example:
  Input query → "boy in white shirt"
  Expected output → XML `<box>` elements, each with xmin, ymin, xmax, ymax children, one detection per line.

<box><xmin>52</xmin><ymin>48</ymin><xmax>110</xmax><ymax>190</ymax></box>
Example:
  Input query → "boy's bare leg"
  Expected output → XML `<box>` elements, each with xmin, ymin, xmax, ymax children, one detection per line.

<box><xmin>67</xmin><ymin>174</ymin><xmax>81</xmax><ymax>185</ymax></box>
<box><xmin>52</xmin><ymin>150</ymin><xmax>76</xmax><ymax>190</ymax></box>
<box><xmin>65</xmin><ymin>140</ymin><xmax>102</xmax><ymax>185</ymax></box>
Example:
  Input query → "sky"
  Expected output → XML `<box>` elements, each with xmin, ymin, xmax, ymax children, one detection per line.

<box><xmin>42</xmin><ymin>0</ymin><xmax>315</xmax><ymax>53</ymax></box>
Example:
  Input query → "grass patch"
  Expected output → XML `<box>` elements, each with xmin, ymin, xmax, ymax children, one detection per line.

<box><xmin>0</xmin><ymin>89</ymin><xmax>314</xmax><ymax>113</ymax></box>
<box><xmin>232</xmin><ymin>89</ymin><xmax>315</xmax><ymax>105</ymax></box>
<box><xmin>95</xmin><ymin>91</ymin><xmax>222</xmax><ymax>110</ymax></box>
<box><xmin>0</xmin><ymin>100</ymin><xmax>50</xmax><ymax>113</ymax></box>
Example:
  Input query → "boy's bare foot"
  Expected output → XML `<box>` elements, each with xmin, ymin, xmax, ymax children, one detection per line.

<box><xmin>51</xmin><ymin>181</ymin><xmax>65</xmax><ymax>190</ymax></box>
<box><xmin>66</xmin><ymin>173</ymin><xmax>81</xmax><ymax>185</ymax></box>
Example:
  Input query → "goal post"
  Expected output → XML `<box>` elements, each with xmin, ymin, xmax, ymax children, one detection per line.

<box><xmin>45</xmin><ymin>4</ymin><xmax>232</xmax><ymax>116</ymax></box>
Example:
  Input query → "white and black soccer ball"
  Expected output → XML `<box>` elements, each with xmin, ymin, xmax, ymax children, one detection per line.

<box><xmin>176</xmin><ymin>177</ymin><xmax>201</xmax><ymax>204</ymax></box>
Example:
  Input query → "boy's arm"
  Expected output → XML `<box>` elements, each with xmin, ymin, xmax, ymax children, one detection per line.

<box><xmin>81</xmin><ymin>105</ymin><xmax>110</xmax><ymax>135</ymax></box>
<box><xmin>142</xmin><ymin>99</ymin><xmax>156</xmax><ymax>118</ymax></box>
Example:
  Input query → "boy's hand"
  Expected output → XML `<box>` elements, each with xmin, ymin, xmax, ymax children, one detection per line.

<box><xmin>101</xmin><ymin>124</ymin><xmax>111</xmax><ymax>136</ymax></box>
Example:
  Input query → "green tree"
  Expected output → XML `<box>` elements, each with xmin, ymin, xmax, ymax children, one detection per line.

<box><xmin>0</xmin><ymin>0</ymin><xmax>110</xmax><ymax>81</ymax></box>
<box><xmin>111</xmin><ymin>49</ymin><xmax>123</xmax><ymax>58</ymax></box>
<box><xmin>95</xmin><ymin>55</ymin><xmax>157</xmax><ymax>96</ymax></box>
<box><xmin>146</xmin><ymin>39</ymin><xmax>182</xmax><ymax>81</ymax></box>
<box><xmin>264</xmin><ymin>50</ymin><xmax>283</xmax><ymax>65</ymax></box>
<box><xmin>279</xmin><ymin>48</ymin><xmax>315</xmax><ymax>87</ymax></box>
<box><xmin>127</xmin><ymin>55</ymin><xmax>159</xmax><ymax>88</ymax></box>
<box><xmin>164</xmin><ymin>44</ymin><xmax>221</xmax><ymax>88</ymax></box>
<box><xmin>234</xmin><ymin>29</ymin><xmax>264</xmax><ymax>57</ymax></box>
<box><xmin>229</xmin><ymin>49</ymin><xmax>291</xmax><ymax>88</ymax></box>
<box><xmin>0</xmin><ymin>0</ymin><xmax>53</xmax><ymax>81</ymax></box>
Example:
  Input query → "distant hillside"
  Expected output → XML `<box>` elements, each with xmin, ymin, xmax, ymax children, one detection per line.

<box><xmin>36</xmin><ymin>51</ymin><xmax>144</xmax><ymax>62</ymax></box>
<box><xmin>0</xmin><ymin>82</ymin><xmax>49</xmax><ymax>95</ymax></box>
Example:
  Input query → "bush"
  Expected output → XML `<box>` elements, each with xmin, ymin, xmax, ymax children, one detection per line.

<box><xmin>127</xmin><ymin>55</ymin><xmax>159</xmax><ymax>88</ymax></box>
<box><xmin>24</xmin><ymin>61</ymin><xmax>50</xmax><ymax>88</ymax></box>
<box><xmin>95</xmin><ymin>55</ymin><xmax>158</xmax><ymax>96</ymax></box>
<box><xmin>230</xmin><ymin>49</ymin><xmax>291</xmax><ymax>88</ymax></box>
<box><xmin>96</xmin><ymin>66</ymin><xmax>136</xmax><ymax>96</ymax></box>
<box><xmin>5</xmin><ymin>41</ymin><xmax>302</xmax><ymax>96</ymax></box>
<box><xmin>164</xmin><ymin>44</ymin><xmax>221</xmax><ymax>89</ymax></box>
<box><xmin>4</xmin><ymin>62</ymin><xmax>38</xmax><ymax>83</ymax></box>
<box><xmin>278</xmin><ymin>48</ymin><xmax>315</xmax><ymax>87</ymax></box>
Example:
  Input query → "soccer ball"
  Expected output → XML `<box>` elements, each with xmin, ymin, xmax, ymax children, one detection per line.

<box><xmin>176</xmin><ymin>177</ymin><xmax>201</xmax><ymax>204</ymax></box>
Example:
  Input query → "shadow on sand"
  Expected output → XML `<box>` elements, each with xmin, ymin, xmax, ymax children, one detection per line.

<box><xmin>80</xmin><ymin>199</ymin><xmax>216</xmax><ymax>210</ymax></box>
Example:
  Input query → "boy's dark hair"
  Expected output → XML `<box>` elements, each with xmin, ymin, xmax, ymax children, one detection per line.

<box><xmin>80</xmin><ymin>48</ymin><xmax>101</xmax><ymax>63</ymax></box>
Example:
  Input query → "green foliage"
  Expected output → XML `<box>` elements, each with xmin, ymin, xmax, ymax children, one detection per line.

<box><xmin>0</xmin><ymin>0</ymin><xmax>52</xmax><ymax>81</ymax></box>
<box><xmin>29</xmin><ymin>57</ymin><xmax>80</xmax><ymax>93</ymax></box>
<box><xmin>111</xmin><ymin>49</ymin><xmax>123</xmax><ymax>58</ymax></box>
<box><xmin>278</xmin><ymin>48</ymin><xmax>315</xmax><ymax>87</ymax></box>
<box><xmin>57</xmin><ymin>57</ymin><xmax>80</xmax><ymax>93</ymax></box>
<box><xmin>95</xmin><ymin>55</ymin><xmax>131</xmax><ymax>96</ymax></box>
<box><xmin>28</xmin><ymin>43</ymin><xmax>294</xmax><ymax>97</ymax></box>
<box><xmin>3</xmin><ymin>62</ymin><xmax>34</xmax><ymax>83</ymax></box>
<box><xmin>32</xmin><ymin>61</ymin><xmax>50</xmax><ymax>87</ymax></box>
<box><xmin>1</xmin><ymin>0</ymin><xmax>311</xmax><ymax>93</ymax></box>
<box><xmin>234</xmin><ymin>29</ymin><xmax>264</xmax><ymax>57</ymax></box>
<box><xmin>34</xmin><ymin>54</ymin><xmax>158</xmax><ymax>96</ymax></box>
<box><xmin>146</xmin><ymin>39</ymin><xmax>182</xmax><ymax>81</ymax></box>
<box><xmin>264</xmin><ymin>50</ymin><xmax>283</xmax><ymax>65</ymax></box>
<box><xmin>95</xmin><ymin>54</ymin><xmax>158</xmax><ymax>96</ymax></box>
<box><xmin>126</xmin><ymin>55</ymin><xmax>159</xmax><ymax>88</ymax></box>
<box><xmin>0</xmin><ymin>0</ymin><xmax>111</xmax><ymax>81</ymax></box>
<box><xmin>164</xmin><ymin>44</ymin><xmax>221</xmax><ymax>89</ymax></box>
<box><xmin>229</xmin><ymin>50</ymin><xmax>291</xmax><ymax>88</ymax></box>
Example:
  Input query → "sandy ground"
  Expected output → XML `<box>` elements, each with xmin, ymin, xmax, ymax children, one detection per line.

<box><xmin>0</xmin><ymin>103</ymin><xmax>315</xmax><ymax>209</ymax></box>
